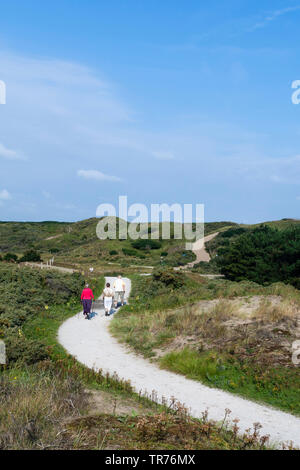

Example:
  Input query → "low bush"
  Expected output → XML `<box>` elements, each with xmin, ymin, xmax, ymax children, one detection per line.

<box><xmin>164</xmin><ymin>250</ymin><xmax>196</xmax><ymax>267</ymax></box>
<box><xmin>4</xmin><ymin>253</ymin><xmax>18</xmax><ymax>262</ymax></box>
<box><xmin>5</xmin><ymin>333</ymin><xmax>48</xmax><ymax>366</ymax></box>
<box><xmin>0</xmin><ymin>265</ymin><xmax>85</xmax><ymax>367</ymax></box>
<box><xmin>216</xmin><ymin>225</ymin><xmax>300</xmax><ymax>288</ymax></box>
<box><xmin>122</xmin><ymin>248</ymin><xmax>138</xmax><ymax>257</ymax></box>
<box><xmin>131</xmin><ymin>239</ymin><xmax>162</xmax><ymax>250</ymax></box>
<box><xmin>20</xmin><ymin>249</ymin><xmax>41</xmax><ymax>263</ymax></box>
<box><xmin>152</xmin><ymin>267</ymin><xmax>185</xmax><ymax>289</ymax></box>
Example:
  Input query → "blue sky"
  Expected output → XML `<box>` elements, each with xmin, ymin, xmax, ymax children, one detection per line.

<box><xmin>0</xmin><ymin>0</ymin><xmax>300</xmax><ymax>223</ymax></box>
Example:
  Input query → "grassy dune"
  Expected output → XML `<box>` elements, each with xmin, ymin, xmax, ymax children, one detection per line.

<box><xmin>111</xmin><ymin>271</ymin><xmax>300</xmax><ymax>414</ymax></box>
<box><xmin>0</xmin><ymin>218</ymin><xmax>238</xmax><ymax>269</ymax></box>
<box><xmin>0</xmin><ymin>263</ymin><xmax>274</xmax><ymax>450</ymax></box>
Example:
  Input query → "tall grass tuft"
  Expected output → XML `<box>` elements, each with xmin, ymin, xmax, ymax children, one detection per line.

<box><xmin>0</xmin><ymin>365</ymin><xmax>88</xmax><ymax>449</ymax></box>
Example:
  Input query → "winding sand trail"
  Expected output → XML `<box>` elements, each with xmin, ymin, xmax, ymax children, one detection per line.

<box><xmin>186</xmin><ymin>231</ymin><xmax>219</xmax><ymax>268</ymax></box>
<box><xmin>59</xmin><ymin>277</ymin><xmax>300</xmax><ymax>448</ymax></box>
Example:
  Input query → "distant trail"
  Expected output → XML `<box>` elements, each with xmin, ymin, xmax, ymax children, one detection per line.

<box><xmin>186</xmin><ymin>231</ymin><xmax>219</xmax><ymax>268</ymax></box>
<box><xmin>23</xmin><ymin>262</ymin><xmax>75</xmax><ymax>274</ymax></box>
<box><xmin>59</xmin><ymin>277</ymin><xmax>300</xmax><ymax>449</ymax></box>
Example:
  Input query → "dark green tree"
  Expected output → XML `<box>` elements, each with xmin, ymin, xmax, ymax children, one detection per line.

<box><xmin>216</xmin><ymin>225</ymin><xmax>300</xmax><ymax>288</ymax></box>
<box><xmin>20</xmin><ymin>249</ymin><xmax>41</xmax><ymax>262</ymax></box>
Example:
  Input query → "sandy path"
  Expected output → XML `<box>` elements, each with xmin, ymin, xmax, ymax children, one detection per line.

<box><xmin>24</xmin><ymin>262</ymin><xmax>75</xmax><ymax>273</ymax></box>
<box><xmin>58</xmin><ymin>277</ymin><xmax>300</xmax><ymax>448</ymax></box>
<box><xmin>186</xmin><ymin>231</ymin><xmax>219</xmax><ymax>268</ymax></box>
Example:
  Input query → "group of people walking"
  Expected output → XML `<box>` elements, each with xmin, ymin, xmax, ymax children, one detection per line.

<box><xmin>80</xmin><ymin>275</ymin><xmax>126</xmax><ymax>319</ymax></box>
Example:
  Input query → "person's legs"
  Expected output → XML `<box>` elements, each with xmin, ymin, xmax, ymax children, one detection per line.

<box><xmin>104</xmin><ymin>297</ymin><xmax>110</xmax><ymax>316</ymax></box>
<box><xmin>82</xmin><ymin>299</ymin><xmax>88</xmax><ymax>318</ymax></box>
<box><xmin>114</xmin><ymin>291</ymin><xmax>120</xmax><ymax>307</ymax></box>
<box><xmin>114</xmin><ymin>291</ymin><xmax>125</xmax><ymax>307</ymax></box>
<box><xmin>84</xmin><ymin>299</ymin><xmax>92</xmax><ymax>319</ymax></box>
<box><xmin>107</xmin><ymin>297</ymin><xmax>112</xmax><ymax>315</ymax></box>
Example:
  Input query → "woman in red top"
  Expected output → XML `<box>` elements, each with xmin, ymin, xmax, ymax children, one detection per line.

<box><xmin>81</xmin><ymin>283</ymin><xmax>95</xmax><ymax>320</ymax></box>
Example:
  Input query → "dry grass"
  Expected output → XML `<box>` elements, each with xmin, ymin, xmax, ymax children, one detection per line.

<box><xmin>0</xmin><ymin>369</ymin><xmax>88</xmax><ymax>449</ymax></box>
<box><xmin>64</xmin><ymin>405</ymin><xmax>272</xmax><ymax>450</ymax></box>
<box><xmin>0</xmin><ymin>366</ymin><xmax>276</xmax><ymax>450</ymax></box>
<box><xmin>253</xmin><ymin>298</ymin><xmax>299</xmax><ymax>323</ymax></box>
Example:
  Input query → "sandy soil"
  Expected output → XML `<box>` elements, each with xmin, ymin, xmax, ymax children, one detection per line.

<box><xmin>58</xmin><ymin>277</ymin><xmax>300</xmax><ymax>449</ymax></box>
<box><xmin>85</xmin><ymin>389</ymin><xmax>153</xmax><ymax>417</ymax></box>
<box><xmin>45</xmin><ymin>234</ymin><xmax>63</xmax><ymax>241</ymax></box>
<box><xmin>186</xmin><ymin>231</ymin><xmax>219</xmax><ymax>267</ymax></box>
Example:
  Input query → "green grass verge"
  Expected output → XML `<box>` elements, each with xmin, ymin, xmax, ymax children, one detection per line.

<box><xmin>111</xmin><ymin>272</ymin><xmax>300</xmax><ymax>415</ymax></box>
<box><xmin>160</xmin><ymin>348</ymin><xmax>300</xmax><ymax>415</ymax></box>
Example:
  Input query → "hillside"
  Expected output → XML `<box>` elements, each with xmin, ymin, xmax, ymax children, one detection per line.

<box><xmin>0</xmin><ymin>263</ymin><xmax>273</xmax><ymax>450</ymax></box>
<box><xmin>0</xmin><ymin>218</ymin><xmax>235</xmax><ymax>269</ymax></box>
<box><xmin>191</xmin><ymin>219</ymin><xmax>300</xmax><ymax>276</ymax></box>
<box><xmin>1</xmin><ymin>219</ymin><xmax>299</xmax><ymax>449</ymax></box>
<box><xmin>1</xmin><ymin>218</ymin><xmax>299</xmax><ymax>272</ymax></box>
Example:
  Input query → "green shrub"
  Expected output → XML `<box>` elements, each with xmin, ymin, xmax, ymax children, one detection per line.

<box><xmin>5</xmin><ymin>333</ymin><xmax>48</xmax><ymax>365</ymax></box>
<box><xmin>20</xmin><ymin>249</ymin><xmax>41</xmax><ymax>262</ymax></box>
<box><xmin>122</xmin><ymin>248</ymin><xmax>138</xmax><ymax>257</ymax></box>
<box><xmin>192</xmin><ymin>259</ymin><xmax>220</xmax><ymax>274</ymax></box>
<box><xmin>0</xmin><ymin>265</ymin><xmax>85</xmax><ymax>367</ymax></box>
<box><xmin>49</xmin><ymin>248</ymin><xmax>60</xmax><ymax>254</ymax></box>
<box><xmin>152</xmin><ymin>267</ymin><xmax>185</xmax><ymax>289</ymax></box>
<box><xmin>217</xmin><ymin>225</ymin><xmax>300</xmax><ymax>287</ymax></box>
<box><xmin>4</xmin><ymin>253</ymin><xmax>18</xmax><ymax>262</ymax></box>
<box><xmin>164</xmin><ymin>250</ymin><xmax>196</xmax><ymax>267</ymax></box>
<box><xmin>109</xmin><ymin>250</ymin><xmax>118</xmax><ymax>256</ymax></box>
<box><xmin>221</xmin><ymin>227</ymin><xmax>248</xmax><ymax>238</ymax></box>
<box><xmin>131</xmin><ymin>239</ymin><xmax>162</xmax><ymax>250</ymax></box>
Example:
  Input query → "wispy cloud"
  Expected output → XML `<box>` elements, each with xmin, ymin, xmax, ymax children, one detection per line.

<box><xmin>249</xmin><ymin>6</ymin><xmax>300</xmax><ymax>31</ymax></box>
<box><xmin>0</xmin><ymin>142</ymin><xmax>24</xmax><ymax>160</ymax></box>
<box><xmin>77</xmin><ymin>169</ymin><xmax>123</xmax><ymax>182</ymax></box>
<box><xmin>0</xmin><ymin>189</ymin><xmax>12</xmax><ymax>200</ymax></box>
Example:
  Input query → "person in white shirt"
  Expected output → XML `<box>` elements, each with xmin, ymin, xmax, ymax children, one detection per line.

<box><xmin>113</xmin><ymin>275</ymin><xmax>126</xmax><ymax>308</ymax></box>
<box><xmin>102</xmin><ymin>282</ymin><xmax>114</xmax><ymax>316</ymax></box>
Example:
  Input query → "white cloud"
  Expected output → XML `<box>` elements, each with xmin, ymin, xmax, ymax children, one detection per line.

<box><xmin>1</xmin><ymin>47</ymin><xmax>298</xmax><ymax>221</ymax></box>
<box><xmin>0</xmin><ymin>189</ymin><xmax>12</xmax><ymax>200</ymax></box>
<box><xmin>77</xmin><ymin>169</ymin><xmax>123</xmax><ymax>182</ymax></box>
<box><xmin>0</xmin><ymin>142</ymin><xmax>24</xmax><ymax>160</ymax></box>
<box><xmin>0</xmin><ymin>50</ymin><xmax>135</xmax><ymax>170</ymax></box>
<box><xmin>250</xmin><ymin>6</ymin><xmax>300</xmax><ymax>31</ymax></box>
